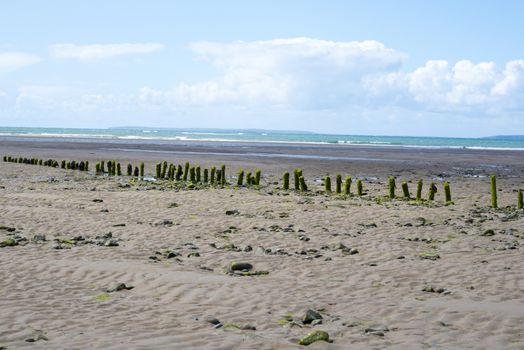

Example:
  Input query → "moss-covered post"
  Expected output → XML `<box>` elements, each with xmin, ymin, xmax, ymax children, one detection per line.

<box><xmin>140</xmin><ymin>162</ymin><xmax>145</xmax><ymax>178</ymax></box>
<box><xmin>518</xmin><ymin>189</ymin><xmax>523</xmax><ymax>209</ymax></box>
<box><xmin>324</xmin><ymin>176</ymin><xmax>332</xmax><ymax>193</ymax></box>
<box><xmin>283</xmin><ymin>171</ymin><xmax>290</xmax><ymax>190</ymax></box>
<box><xmin>294</xmin><ymin>169</ymin><xmax>302</xmax><ymax>191</ymax></box>
<box><xmin>168</xmin><ymin>164</ymin><xmax>175</xmax><ymax>181</ymax></box>
<box><xmin>127</xmin><ymin>164</ymin><xmax>133</xmax><ymax>176</ymax></box>
<box><xmin>401</xmin><ymin>181</ymin><xmax>410</xmax><ymax>199</ymax></box>
<box><xmin>134</xmin><ymin>166</ymin><xmax>139</xmax><ymax>177</ymax></box>
<box><xmin>246</xmin><ymin>171</ymin><xmax>252</xmax><ymax>186</ymax></box>
<box><xmin>61</xmin><ymin>160</ymin><xmax>66</xmax><ymax>169</ymax></box>
<box><xmin>388</xmin><ymin>176</ymin><xmax>396</xmax><ymax>199</ymax></box>
<box><xmin>175</xmin><ymin>164</ymin><xmax>183</xmax><ymax>181</ymax></box>
<box><xmin>237</xmin><ymin>169</ymin><xmax>244</xmax><ymax>186</ymax></box>
<box><xmin>95</xmin><ymin>162</ymin><xmax>101</xmax><ymax>174</ymax></box>
<box><xmin>255</xmin><ymin>169</ymin><xmax>261</xmax><ymax>186</ymax></box>
<box><xmin>220</xmin><ymin>164</ymin><xmax>226</xmax><ymax>185</ymax></box>
<box><xmin>216</xmin><ymin>169</ymin><xmax>222</xmax><ymax>185</ymax></box>
<box><xmin>428</xmin><ymin>183</ymin><xmax>437</xmax><ymax>201</ymax></box>
<box><xmin>416</xmin><ymin>179</ymin><xmax>423</xmax><ymax>201</ymax></box>
<box><xmin>357</xmin><ymin>179</ymin><xmax>363</xmax><ymax>196</ymax></box>
<box><xmin>444</xmin><ymin>182</ymin><xmax>452</xmax><ymax>203</ymax></box>
<box><xmin>85</xmin><ymin>161</ymin><xmax>89</xmax><ymax>171</ymax></box>
<box><xmin>155</xmin><ymin>163</ymin><xmax>161</xmax><ymax>179</ymax></box>
<box><xmin>188</xmin><ymin>166</ymin><xmax>195</xmax><ymax>183</ymax></box>
<box><xmin>196</xmin><ymin>166</ymin><xmax>201</xmax><ymax>183</ymax></box>
<box><xmin>344</xmin><ymin>176</ymin><xmax>352</xmax><ymax>195</ymax></box>
<box><xmin>183</xmin><ymin>162</ymin><xmax>189</xmax><ymax>181</ymax></box>
<box><xmin>100</xmin><ymin>161</ymin><xmax>105</xmax><ymax>173</ymax></box>
<box><xmin>160</xmin><ymin>161</ymin><xmax>167</xmax><ymax>179</ymax></box>
<box><xmin>299</xmin><ymin>176</ymin><xmax>308</xmax><ymax>192</ymax></box>
<box><xmin>210</xmin><ymin>166</ymin><xmax>216</xmax><ymax>184</ymax></box>
<box><xmin>490</xmin><ymin>175</ymin><xmax>497</xmax><ymax>209</ymax></box>
<box><xmin>117</xmin><ymin>163</ymin><xmax>121</xmax><ymax>176</ymax></box>
<box><xmin>336</xmin><ymin>174</ymin><xmax>342</xmax><ymax>194</ymax></box>
<box><xmin>203</xmin><ymin>168</ymin><xmax>209</xmax><ymax>183</ymax></box>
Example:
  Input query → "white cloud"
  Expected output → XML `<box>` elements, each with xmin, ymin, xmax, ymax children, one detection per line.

<box><xmin>0</xmin><ymin>52</ymin><xmax>40</xmax><ymax>74</ymax></box>
<box><xmin>49</xmin><ymin>43</ymin><xmax>164</xmax><ymax>61</ymax></box>
<box><xmin>138</xmin><ymin>38</ymin><xmax>406</xmax><ymax>109</ymax></box>
<box><xmin>6</xmin><ymin>38</ymin><xmax>524</xmax><ymax>135</ymax></box>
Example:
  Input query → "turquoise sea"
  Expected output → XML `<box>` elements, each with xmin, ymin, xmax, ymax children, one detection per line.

<box><xmin>1</xmin><ymin>126</ymin><xmax>524</xmax><ymax>150</ymax></box>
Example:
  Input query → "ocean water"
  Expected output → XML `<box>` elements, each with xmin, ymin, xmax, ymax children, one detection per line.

<box><xmin>1</xmin><ymin>126</ymin><xmax>524</xmax><ymax>150</ymax></box>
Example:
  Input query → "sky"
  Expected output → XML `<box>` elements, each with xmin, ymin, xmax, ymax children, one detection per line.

<box><xmin>1</xmin><ymin>0</ymin><xmax>524</xmax><ymax>137</ymax></box>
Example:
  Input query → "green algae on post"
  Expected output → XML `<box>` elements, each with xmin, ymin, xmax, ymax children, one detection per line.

<box><xmin>210</xmin><ymin>166</ymin><xmax>216</xmax><ymax>184</ymax></box>
<box><xmin>282</xmin><ymin>171</ymin><xmax>290</xmax><ymax>190</ymax></box>
<box><xmin>203</xmin><ymin>168</ymin><xmax>209</xmax><ymax>183</ymax></box>
<box><xmin>388</xmin><ymin>176</ymin><xmax>396</xmax><ymax>199</ymax></box>
<box><xmin>428</xmin><ymin>183</ymin><xmax>437</xmax><ymax>201</ymax></box>
<box><xmin>237</xmin><ymin>169</ymin><xmax>244</xmax><ymax>186</ymax></box>
<box><xmin>416</xmin><ymin>179</ymin><xmax>423</xmax><ymax>201</ymax></box>
<box><xmin>491</xmin><ymin>175</ymin><xmax>497</xmax><ymax>208</ymax></box>
<box><xmin>176</xmin><ymin>164</ymin><xmax>183</xmax><ymax>181</ymax></box>
<box><xmin>518</xmin><ymin>189</ymin><xmax>523</xmax><ymax>209</ymax></box>
<box><xmin>116</xmin><ymin>163</ymin><xmax>121</xmax><ymax>176</ymax></box>
<box><xmin>357</xmin><ymin>179</ymin><xmax>363</xmax><ymax>196</ymax></box>
<box><xmin>156</xmin><ymin>163</ymin><xmax>161</xmax><ymax>179</ymax></box>
<box><xmin>444</xmin><ymin>182</ymin><xmax>452</xmax><ymax>203</ymax></box>
<box><xmin>401</xmin><ymin>181</ymin><xmax>410</xmax><ymax>199</ymax></box>
<box><xmin>190</xmin><ymin>166</ymin><xmax>196</xmax><ymax>183</ymax></box>
<box><xmin>246</xmin><ymin>171</ymin><xmax>252</xmax><ymax>186</ymax></box>
<box><xmin>183</xmin><ymin>162</ymin><xmax>190</xmax><ymax>181</ymax></box>
<box><xmin>220</xmin><ymin>164</ymin><xmax>226</xmax><ymax>185</ymax></box>
<box><xmin>299</xmin><ymin>176</ymin><xmax>308</xmax><ymax>192</ymax></box>
<box><xmin>134</xmin><ymin>166</ymin><xmax>139</xmax><ymax>177</ymax></box>
<box><xmin>294</xmin><ymin>168</ymin><xmax>302</xmax><ymax>191</ymax></box>
<box><xmin>335</xmin><ymin>174</ymin><xmax>342</xmax><ymax>194</ymax></box>
<box><xmin>324</xmin><ymin>176</ymin><xmax>331</xmax><ymax>193</ymax></box>
<box><xmin>140</xmin><ymin>162</ymin><xmax>145</xmax><ymax>178</ymax></box>
<box><xmin>196</xmin><ymin>166</ymin><xmax>201</xmax><ymax>183</ymax></box>
<box><xmin>255</xmin><ymin>168</ymin><xmax>261</xmax><ymax>186</ymax></box>
<box><xmin>344</xmin><ymin>176</ymin><xmax>352</xmax><ymax>195</ymax></box>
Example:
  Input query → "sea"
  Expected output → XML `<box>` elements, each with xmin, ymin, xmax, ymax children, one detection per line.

<box><xmin>1</xmin><ymin>126</ymin><xmax>524</xmax><ymax>151</ymax></box>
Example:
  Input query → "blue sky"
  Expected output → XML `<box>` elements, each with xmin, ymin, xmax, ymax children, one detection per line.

<box><xmin>1</xmin><ymin>0</ymin><xmax>524</xmax><ymax>137</ymax></box>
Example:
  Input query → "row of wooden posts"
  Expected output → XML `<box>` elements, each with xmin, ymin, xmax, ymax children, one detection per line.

<box><xmin>3</xmin><ymin>155</ymin><xmax>89</xmax><ymax>171</ymax></box>
<box><xmin>3</xmin><ymin>155</ymin><xmax>522</xmax><ymax>208</ymax></box>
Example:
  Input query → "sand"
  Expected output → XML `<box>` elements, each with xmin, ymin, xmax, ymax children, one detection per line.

<box><xmin>0</xmin><ymin>138</ymin><xmax>523</xmax><ymax>349</ymax></box>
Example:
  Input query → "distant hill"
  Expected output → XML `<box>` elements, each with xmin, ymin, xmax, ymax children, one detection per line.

<box><xmin>482</xmin><ymin>135</ymin><xmax>524</xmax><ymax>141</ymax></box>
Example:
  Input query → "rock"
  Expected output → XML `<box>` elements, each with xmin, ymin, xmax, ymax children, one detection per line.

<box><xmin>229</xmin><ymin>262</ymin><xmax>253</xmax><ymax>272</ymax></box>
<box><xmin>103</xmin><ymin>239</ymin><xmax>119</xmax><ymax>247</ymax></box>
<box><xmin>298</xmin><ymin>330</ymin><xmax>331</xmax><ymax>346</ymax></box>
<box><xmin>225</xmin><ymin>210</ymin><xmax>240</xmax><ymax>216</ymax></box>
<box><xmin>100</xmin><ymin>209</ymin><xmax>109</xmax><ymax>212</ymax></box>
<box><xmin>32</xmin><ymin>234</ymin><xmax>46</xmax><ymax>242</ymax></box>
<box><xmin>92</xmin><ymin>199</ymin><xmax>103</xmax><ymax>203</ymax></box>
<box><xmin>303</xmin><ymin>309</ymin><xmax>323</xmax><ymax>324</ymax></box>
<box><xmin>205</xmin><ymin>316</ymin><xmax>221</xmax><ymax>326</ymax></box>
<box><xmin>481</xmin><ymin>229</ymin><xmax>495</xmax><ymax>236</ymax></box>
<box><xmin>107</xmin><ymin>283</ymin><xmax>134</xmax><ymax>292</ymax></box>
<box><xmin>0</xmin><ymin>226</ymin><xmax>16</xmax><ymax>232</ymax></box>
<box><xmin>243</xmin><ymin>245</ymin><xmax>253</xmax><ymax>252</ymax></box>
<box><xmin>187</xmin><ymin>252</ymin><xmax>200</xmax><ymax>258</ymax></box>
<box><xmin>0</xmin><ymin>238</ymin><xmax>17</xmax><ymax>247</ymax></box>
<box><xmin>311</xmin><ymin>319</ymin><xmax>323</xmax><ymax>326</ymax></box>
<box><xmin>365</xmin><ymin>324</ymin><xmax>389</xmax><ymax>336</ymax></box>
<box><xmin>419</xmin><ymin>252</ymin><xmax>440</xmax><ymax>260</ymax></box>
<box><xmin>240</xmin><ymin>324</ymin><xmax>256</xmax><ymax>330</ymax></box>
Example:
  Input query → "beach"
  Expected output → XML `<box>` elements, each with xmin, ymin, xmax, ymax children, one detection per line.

<box><xmin>1</xmin><ymin>137</ymin><xmax>523</xmax><ymax>349</ymax></box>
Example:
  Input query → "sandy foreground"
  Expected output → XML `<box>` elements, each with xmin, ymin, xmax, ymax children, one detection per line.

<box><xmin>0</xmin><ymin>139</ymin><xmax>523</xmax><ymax>349</ymax></box>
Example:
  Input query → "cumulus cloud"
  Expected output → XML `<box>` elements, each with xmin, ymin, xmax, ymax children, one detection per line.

<box><xmin>7</xmin><ymin>38</ymin><xmax>524</xmax><ymax>135</ymax></box>
<box><xmin>49</xmin><ymin>43</ymin><xmax>164</xmax><ymax>61</ymax></box>
<box><xmin>0</xmin><ymin>52</ymin><xmax>40</xmax><ymax>74</ymax></box>
<box><xmin>138</xmin><ymin>38</ymin><xmax>407</xmax><ymax>109</ymax></box>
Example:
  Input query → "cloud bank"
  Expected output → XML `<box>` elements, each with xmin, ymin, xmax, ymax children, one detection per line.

<box><xmin>49</xmin><ymin>43</ymin><xmax>164</xmax><ymax>61</ymax></box>
<box><xmin>6</xmin><ymin>38</ymin><xmax>524</xmax><ymax>135</ymax></box>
